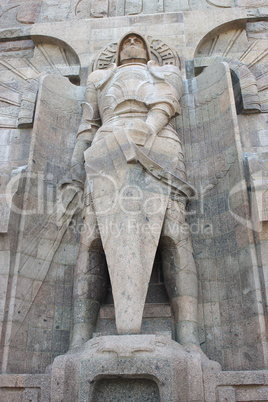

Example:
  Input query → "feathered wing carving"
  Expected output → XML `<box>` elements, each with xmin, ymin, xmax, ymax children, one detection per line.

<box><xmin>2</xmin><ymin>75</ymin><xmax>85</xmax><ymax>371</ymax></box>
<box><xmin>176</xmin><ymin>62</ymin><xmax>262</xmax><ymax>369</ymax></box>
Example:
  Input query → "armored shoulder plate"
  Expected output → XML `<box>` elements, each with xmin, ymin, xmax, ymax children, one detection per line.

<box><xmin>88</xmin><ymin>63</ymin><xmax>117</xmax><ymax>89</ymax></box>
<box><xmin>147</xmin><ymin>60</ymin><xmax>183</xmax><ymax>99</ymax></box>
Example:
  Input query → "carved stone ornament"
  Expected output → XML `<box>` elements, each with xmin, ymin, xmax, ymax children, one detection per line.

<box><xmin>205</xmin><ymin>0</ymin><xmax>233</xmax><ymax>7</ymax></box>
<box><xmin>63</xmin><ymin>31</ymin><xmax>222</xmax><ymax>375</ymax></box>
<box><xmin>93</xmin><ymin>36</ymin><xmax>181</xmax><ymax>70</ymax></box>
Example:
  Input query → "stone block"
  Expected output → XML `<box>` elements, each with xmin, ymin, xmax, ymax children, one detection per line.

<box><xmin>0</xmin><ymin>0</ymin><xmax>266</xmax><ymax>381</ymax></box>
<box><xmin>100</xmin><ymin>304</ymin><xmax>171</xmax><ymax>319</ymax></box>
<box><xmin>203</xmin><ymin>302</ymin><xmax>221</xmax><ymax>327</ymax></box>
<box><xmin>51</xmin><ymin>335</ymin><xmax>205</xmax><ymax>401</ymax></box>
<box><xmin>0</xmin><ymin>374</ymin><xmax>50</xmax><ymax>402</ymax></box>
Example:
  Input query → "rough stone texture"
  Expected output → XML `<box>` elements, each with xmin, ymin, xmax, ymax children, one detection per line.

<box><xmin>96</xmin><ymin>304</ymin><xmax>173</xmax><ymax>338</ymax></box>
<box><xmin>0</xmin><ymin>373</ymin><xmax>50</xmax><ymax>401</ymax></box>
<box><xmin>203</xmin><ymin>370</ymin><xmax>268</xmax><ymax>401</ymax></box>
<box><xmin>175</xmin><ymin>60</ymin><xmax>267</xmax><ymax>370</ymax></box>
<box><xmin>50</xmin><ymin>335</ymin><xmax>205</xmax><ymax>402</ymax></box>
<box><xmin>0</xmin><ymin>74</ymin><xmax>84</xmax><ymax>374</ymax></box>
<box><xmin>0</xmin><ymin>0</ymin><xmax>267</xmax><ymax>400</ymax></box>
<box><xmin>246</xmin><ymin>152</ymin><xmax>268</xmax><ymax>321</ymax></box>
<box><xmin>92</xmin><ymin>377</ymin><xmax>161</xmax><ymax>401</ymax></box>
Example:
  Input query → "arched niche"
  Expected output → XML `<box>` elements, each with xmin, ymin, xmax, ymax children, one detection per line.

<box><xmin>0</xmin><ymin>32</ymin><xmax>82</xmax><ymax>129</ymax></box>
<box><xmin>193</xmin><ymin>18</ymin><xmax>267</xmax><ymax>114</ymax></box>
<box><xmin>194</xmin><ymin>56</ymin><xmax>261</xmax><ymax>114</ymax></box>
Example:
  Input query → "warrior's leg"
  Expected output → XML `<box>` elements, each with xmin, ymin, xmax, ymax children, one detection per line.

<box><xmin>160</xmin><ymin>199</ymin><xmax>199</xmax><ymax>346</ymax></box>
<box><xmin>160</xmin><ymin>199</ymin><xmax>221</xmax><ymax>371</ymax></box>
<box><xmin>70</xmin><ymin>205</ymin><xmax>108</xmax><ymax>349</ymax></box>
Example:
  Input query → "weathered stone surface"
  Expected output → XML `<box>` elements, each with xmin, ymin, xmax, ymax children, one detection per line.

<box><xmin>0</xmin><ymin>1</ymin><xmax>267</xmax><ymax>400</ymax></box>
<box><xmin>68</xmin><ymin>32</ymin><xmax>202</xmax><ymax>355</ymax></box>
<box><xmin>51</xmin><ymin>335</ymin><xmax>205</xmax><ymax>402</ymax></box>
<box><xmin>16</xmin><ymin>3</ymin><xmax>41</xmax><ymax>24</ymax></box>
<box><xmin>203</xmin><ymin>370</ymin><xmax>268</xmax><ymax>401</ymax></box>
<box><xmin>0</xmin><ymin>373</ymin><xmax>50</xmax><ymax>401</ymax></box>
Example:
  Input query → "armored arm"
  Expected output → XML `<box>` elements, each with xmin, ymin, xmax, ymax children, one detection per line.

<box><xmin>70</xmin><ymin>80</ymin><xmax>101</xmax><ymax>188</ymax></box>
<box><xmin>145</xmin><ymin>108</ymin><xmax>170</xmax><ymax>136</ymax></box>
<box><xmin>146</xmin><ymin>61</ymin><xmax>183</xmax><ymax>135</ymax></box>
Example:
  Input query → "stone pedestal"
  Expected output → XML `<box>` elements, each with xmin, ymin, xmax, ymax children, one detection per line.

<box><xmin>50</xmin><ymin>335</ymin><xmax>206</xmax><ymax>401</ymax></box>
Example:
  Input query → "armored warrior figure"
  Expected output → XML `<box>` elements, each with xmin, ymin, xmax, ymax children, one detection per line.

<box><xmin>69</xmin><ymin>32</ymin><xmax>203</xmax><ymax>359</ymax></box>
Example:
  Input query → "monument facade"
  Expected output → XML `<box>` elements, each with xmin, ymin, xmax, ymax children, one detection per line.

<box><xmin>0</xmin><ymin>0</ymin><xmax>267</xmax><ymax>400</ymax></box>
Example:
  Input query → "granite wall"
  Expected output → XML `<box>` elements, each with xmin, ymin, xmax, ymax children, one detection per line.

<box><xmin>0</xmin><ymin>1</ymin><xmax>267</xmax><ymax>398</ymax></box>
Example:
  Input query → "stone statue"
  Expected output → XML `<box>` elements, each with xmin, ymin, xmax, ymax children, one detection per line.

<box><xmin>69</xmin><ymin>32</ymin><xmax>201</xmax><ymax>356</ymax></box>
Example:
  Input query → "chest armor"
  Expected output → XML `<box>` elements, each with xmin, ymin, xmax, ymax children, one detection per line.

<box><xmin>97</xmin><ymin>64</ymin><xmax>172</xmax><ymax>123</ymax></box>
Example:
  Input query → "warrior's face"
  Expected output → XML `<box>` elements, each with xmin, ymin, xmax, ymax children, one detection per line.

<box><xmin>122</xmin><ymin>35</ymin><xmax>145</xmax><ymax>51</ymax></box>
<box><xmin>119</xmin><ymin>34</ymin><xmax>148</xmax><ymax>65</ymax></box>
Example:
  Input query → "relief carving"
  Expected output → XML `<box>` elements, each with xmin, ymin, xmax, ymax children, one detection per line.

<box><xmin>93</xmin><ymin>36</ymin><xmax>181</xmax><ymax>70</ymax></box>
<box><xmin>0</xmin><ymin>2</ymin><xmax>40</xmax><ymax>26</ymax></box>
<box><xmin>90</xmin><ymin>0</ymin><xmax>109</xmax><ymax>17</ymax></box>
<box><xmin>194</xmin><ymin>23</ymin><xmax>267</xmax><ymax>113</ymax></box>
<box><xmin>62</xmin><ymin>31</ymin><xmax>220</xmax><ymax>371</ymax></box>
<box><xmin>125</xmin><ymin>0</ymin><xmax>143</xmax><ymax>15</ymax></box>
<box><xmin>16</xmin><ymin>3</ymin><xmax>41</xmax><ymax>24</ymax></box>
<box><xmin>17</xmin><ymin>79</ymin><xmax>39</xmax><ymax>128</ymax></box>
<box><xmin>205</xmin><ymin>0</ymin><xmax>233</xmax><ymax>7</ymax></box>
<box><xmin>75</xmin><ymin>0</ymin><xmax>186</xmax><ymax>18</ymax></box>
<box><xmin>75</xmin><ymin>0</ymin><xmax>109</xmax><ymax>18</ymax></box>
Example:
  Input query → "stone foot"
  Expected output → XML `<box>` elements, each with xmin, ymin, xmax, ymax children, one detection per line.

<box><xmin>183</xmin><ymin>343</ymin><xmax>221</xmax><ymax>372</ymax></box>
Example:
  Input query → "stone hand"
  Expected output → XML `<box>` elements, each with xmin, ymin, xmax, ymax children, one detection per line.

<box><xmin>125</xmin><ymin>119</ymin><xmax>155</xmax><ymax>147</ymax></box>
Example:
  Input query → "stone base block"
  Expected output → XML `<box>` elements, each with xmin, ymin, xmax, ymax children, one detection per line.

<box><xmin>0</xmin><ymin>374</ymin><xmax>50</xmax><ymax>401</ymax></box>
<box><xmin>204</xmin><ymin>370</ymin><xmax>268</xmax><ymax>401</ymax></box>
<box><xmin>0</xmin><ymin>357</ymin><xmax>268</xmax><ymax>401</ymax></box>
<box><xmin>50</xmin><ymin>334</ymin><xmax>205</xmax><ymax>401</ymax></box>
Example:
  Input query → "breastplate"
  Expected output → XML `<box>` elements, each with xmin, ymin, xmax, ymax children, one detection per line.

<box><xmin>97</xmin><ymin>64</ymin><xmax>154</xmax><ymax>123</ymax></box>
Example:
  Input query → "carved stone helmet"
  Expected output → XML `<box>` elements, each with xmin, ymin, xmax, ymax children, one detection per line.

<box><xmin>116</xmin><ymin>31</ymin><xmax>152</xmax><ymax>66</ymax></box>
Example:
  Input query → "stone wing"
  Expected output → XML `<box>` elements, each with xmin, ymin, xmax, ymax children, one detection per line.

<box><xmin>176</xmin><ymin>62</ymin><xmax>256</xmax><ymax>363</ymax></box>
<box><xmin>2</xmin><ymin>75</ymin><xmax>85</xmax><ymax>370</ymax></box>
